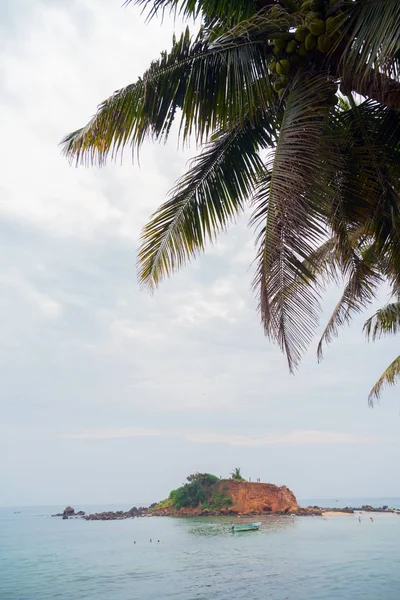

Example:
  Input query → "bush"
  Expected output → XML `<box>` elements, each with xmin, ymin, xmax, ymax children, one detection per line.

<box><xmin>202</xmin><ymin>490</ymin><xmax>233</xmax><ymax>511</ymax></box>
<box><xmin>167</xmin><ymin>472</ymin><xmax>234</xmax><ymax>510</ymax></box>
<box><xmin>186</xmin><ymin>472</ymin><xmax>219</xmax><ymax>487</ymax></box>
<box><xmin>170</xmin><ymin>481</ymin><xmax>207</xmax><ymax>509</ymax></box>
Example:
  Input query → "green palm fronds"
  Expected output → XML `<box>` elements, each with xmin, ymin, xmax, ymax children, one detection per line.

<box><xmin>367</xmin><ymin>355</ymin><xmax>400</xmax><ymax>406</ymax></box>
<box><xmin>139</xmin><ymin>114</ymin><xmax>276</xmax><ymax>289</ymax></box>
<box><xmin>62</xmin><ymin>0</ymin><xmax>400</xmax><ymax>401</ymax></box>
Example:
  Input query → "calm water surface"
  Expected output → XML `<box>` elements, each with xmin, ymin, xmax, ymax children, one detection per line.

<box><xmin>1</xmin><ymin>502</ymin><xmax>400</xmax><ymax>600</ymax></box>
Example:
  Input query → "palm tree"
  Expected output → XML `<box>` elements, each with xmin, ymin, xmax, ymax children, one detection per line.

<box><xmin>231</xmin><ymin>467</ymin><xmax>244</xmax><ymax>481</ymax></box>
<box><xmin>364</xmin><ymin>301</ymin><xmax>400</xmax><ymax>405</ymax></box>
<box><xmin>62</xmin><ymin>0</ymin><xmax>400</xmax><ymax>375</ymax></box>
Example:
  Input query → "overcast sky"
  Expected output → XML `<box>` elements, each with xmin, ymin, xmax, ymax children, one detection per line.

<box><xmin>1</xmin><ymin>0</ymin><xmax>399</xmax><ymax>507</ymax></box>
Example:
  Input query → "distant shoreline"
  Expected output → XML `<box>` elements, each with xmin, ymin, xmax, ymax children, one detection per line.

<box><xmin>322</xmin><ymin>510</ymin><xmax>400</xmax><ymax>517</ymax></box>
<box><xmin>51</xmin><ymin>503</ymin><xmax>400</xmax><ymax>521</ymax></box>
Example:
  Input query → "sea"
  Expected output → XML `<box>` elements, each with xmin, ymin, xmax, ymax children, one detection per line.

<box><xmin>1</xmin><ymin>498</ymin><xmax>400</xmax><ymax>600</ymax></box>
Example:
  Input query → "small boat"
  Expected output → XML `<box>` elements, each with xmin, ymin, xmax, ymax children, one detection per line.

<box><xmin>230</xmin><ymin>521</ymin><xmax>261</xmax><ymax>532</ymax></box>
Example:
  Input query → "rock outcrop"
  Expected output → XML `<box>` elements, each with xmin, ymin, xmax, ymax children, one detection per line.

<box><xmin>153</xmin><ymin>481</ymin><xmax>300</xmax><ymax>516</ymax></box>
<box><xmin>52</xmin><ymin>506</ymin><xmax>85</xmax><ymax>518</ymax></box>
<box><xmin>84</xmin><ymin>506</ymin><xmax>149</xmax><ymax>521</ymax></box>
<box><xmin>224</xmin><ymin>481</ymin><xmax>298</xmax><ymax>514</ymax></box>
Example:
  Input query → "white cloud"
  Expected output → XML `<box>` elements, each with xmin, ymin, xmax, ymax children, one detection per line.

<box><xmin>0</xmin><ymin>273</ymin><xmax>62</xmax><ymax>318</ymax></box>
<box><xmin>183</xmin><ymin>430</ymin><xmax>386</xmax><ymax>447</ymax></box>
<box><xmin>60</xmin><ymin>426</ymin><xmax>164</xmax><ymax>440</ymax></box>
<box><xmin>59</xmin><ymin>427</ymin><xmax>387</xmax><ymax>446</ymax></box>
<box><xmin>0</xmin><ymin>0</ymin><xmax>190</xmax><ymax>240</ymax></box>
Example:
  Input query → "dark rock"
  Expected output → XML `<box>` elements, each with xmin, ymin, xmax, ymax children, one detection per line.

<box><xmin>62</xmin><ymin>514</ymin><xmax>68</xmax><ymax>520</ymax></box>
<box><xmin>84</xmin><ymin>507</ymin><xmax>150</xmax><ymax>521</ymax></box>
<box><xmin>76</xmin><ymin>511</ymin><xmax>85</xmax><ymax>516</ymax></box>
<box><xmin>63</xmin><ymin>506</ymin><xmax>75</xmax><ymax>516</ymax></box>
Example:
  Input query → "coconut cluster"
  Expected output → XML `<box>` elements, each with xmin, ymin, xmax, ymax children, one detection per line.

<box><xmin>268</xmin><ymin>0</ymin><xmax>343</xmax><ymax>101</ymax></box>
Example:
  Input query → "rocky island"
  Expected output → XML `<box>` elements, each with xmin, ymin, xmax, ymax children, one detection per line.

<box><xmin>53</xmin><ymin>470</ymin><xmax>319</xmax><ymax>521</ymax></box>
<box><xmin>52</xmin><ymin>470</ymin><xmax>400</xmax><ymax>521</ymax></box>
<box><xmin>151</xmin><ymin>471</ymin><xmax>302</xmax><ymax>516</ymax></box>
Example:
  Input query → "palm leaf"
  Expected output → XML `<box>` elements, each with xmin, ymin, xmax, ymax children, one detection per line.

<box><xmin>364</xmin><ymin>301</ymin><xmax>400</xmax><ymax>341</ymax></box>
<box><xmin>329</xmin><ymin>100</ymin><xmax>400</xmax><ymax>278</ymax></box>
<box><xmin>251</xmin><ymin>71</ymin><xmax>340</xmax><ymax>371</ymax></box>
<box><xmin>317</xmin><ymin>245</ymin><xmax>382</xmax><ymax>360</ymax></box>
<box><xmin>339</xmin><ymin>0</ymin><xmax>400</xmax><ymax>106</ymax></box>
<box><xmin>368</xmin><ymin>355</ymin><xmax>400</xmax><ymax>406</ymax></box>
<box><xmin>138</xmin><ymin>114</ymin><xmax>276</xmax><ymax>289</ymax></box>
<box><xmin>124</xmin><ymin>0</ymin><xmax>258</xmax><ymax>23</ymax></box>
<box><xmin>61</xmin><ymin>26</ymin><xmax>275</xmax><ymax>165</ymax></box>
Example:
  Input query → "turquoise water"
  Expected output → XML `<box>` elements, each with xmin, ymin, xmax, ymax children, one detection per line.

<box><xmin>1</xmin><ymin>502</ymin><xmax>400</xmax><ymax>599</ymax></box>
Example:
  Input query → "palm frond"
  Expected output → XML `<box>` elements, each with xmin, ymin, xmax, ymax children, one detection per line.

<box><xmin>340</xmin><ymin>0</ymin><xmax>400</xmax><ymax>105</ymax></box>
<box><xmin>368</xmin><ymin>354</ymin><xmax>400</xmax><ymax>406</ymax></box>
<box><xmin>124</xmin><ymin>0</ymin><xmax>258</xmax><ymax>24</ymax></box>
<box><xmin>251</xmin><ymin>71</ymin><xmax>340</xmax><ymax>371</ymax></box>
<box><xmin>330</xmin><ymin>100</ymin><xmax>400</xmax><ymax>277</ymax></box>
<box><xmin>364</xmin><ymin>302</ymin><xmax>400</xmax><ymax>341</ymax></box>
<box><xmin>61</xmin><ymin>26</ymin><xmax>275</xmax><ymax>165</ymax></box>
<box><xmin>138</xmin><ymin>114</ymin><xmax>276</xmax><ymax>289</ymax></box>
<box><xmin>317</xmin><ymin>245</ymin><xmax>383</xmax><ymax>360</ymax></box>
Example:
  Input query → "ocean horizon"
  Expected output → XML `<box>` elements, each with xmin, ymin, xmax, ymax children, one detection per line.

<box><xmin>1</xmin><ymin>498</ymin><xmax>400</xmax><ymax>599</ymax></box>
<box><xmin>3</xmin><ymin>496</ymin><xmax>400</xmax><ymax>511</ymax></box>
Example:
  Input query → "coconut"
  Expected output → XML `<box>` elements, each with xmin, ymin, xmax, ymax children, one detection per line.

<box><xmin>325</xmin><ymin>15</ymin><xmax>341</xmax><ymax>34</ymax></box>
<box><xmin>286</xmin><ymin>40</ymin><xmax>298</xmax><ymax>54</ymax></box>
<box><xmin>305</xmin><ymin>11</ymin><xmax>322</xmax><ymax>24</ymax></box>
<box><xmin>308</xmin><ymin>19</ymin><xmax>325</xmax><ymax>36</ymax></box>
<box><xmin>305</xmin><ymin>33</ymin><xmax>317</xmax><ymax>51</ymax></box>
<box><xmin>294</xmin><ymin>26</ymin><xmax>309</xmax><ymax>42</ymax></box>
<box><xmin>317</xmin><ymin>33</ymin><xmax>331</xmax><ymax>53</ymax></box>
<box><xmin>301</xmin><ymin>0</ymin><xmax>312</xmax><ymax>11</ymax></box>
<box><xmin>273</xmin><ymin>38</ymin><xmax>286</xmax><ymax>51</ymax></box>
<box><xmin>298</xmin><ymin>42</ymin><xmax>309</xmax><ymax>57</ymax></box>
<box><xmin>269</xmin><ymin>61</ymin><xmax>277</xmax><ymax>74</ymax></box>
<box><xmin>273</xmin><ymin>80</ymin><xmax>284</xmax><ymax>92</ymax></box>
<box><xmin>276</xmin><ymin>59</ymin><xmax>290</xmax><ymax>75</ymax></box>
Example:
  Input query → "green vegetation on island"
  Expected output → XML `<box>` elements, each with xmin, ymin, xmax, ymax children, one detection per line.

<box><xmin>155</xmin><ymin>472</ymin><xmax>235</xmax><ymax>511</ymax></box>
<box><xmin>230</xmin><ymin>467</ymin><xmax>245</xmax><ymax>482</ymax></box>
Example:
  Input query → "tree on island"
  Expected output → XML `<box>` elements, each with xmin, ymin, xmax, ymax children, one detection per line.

<box><xmin>162</xmin><ymin>472</ymin><xmax>233</xmax><ymax>510</ymax></box>
<box><xmin>186</xmin><ymin>472</ymin><xmax>219</xmax><ymax>486</ymax></box>
<box><xmin>231</xmin><ymin>467</ymin><xmax>245</xmax><ymax>481</ymax></box>
<box><xmin>62</xmin><ymin>0</ymin><xmax>400</xmax><ymax>402</ymax></box>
